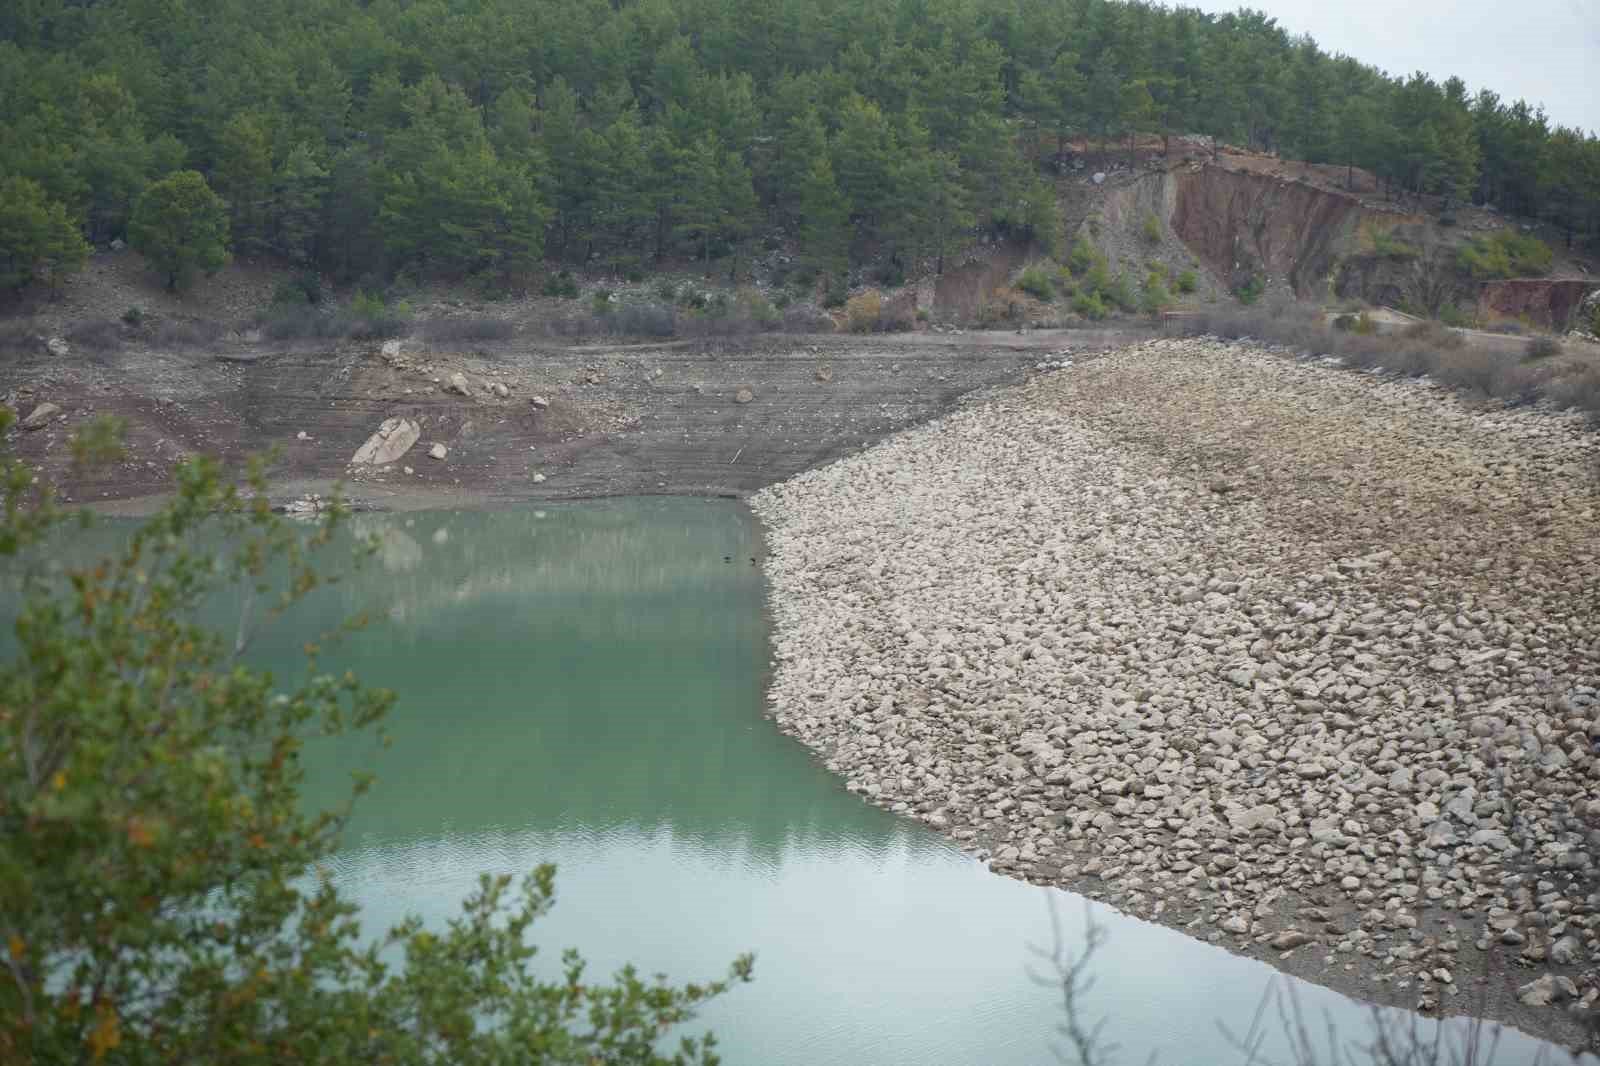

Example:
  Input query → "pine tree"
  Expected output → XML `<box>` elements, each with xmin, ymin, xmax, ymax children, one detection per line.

<box><xmin>796</xmin><ymin>152</ymin><xmax>850</xmax><ymax>281</ymax></box>
<box><xmin>128</xmin><ymin>170</ymin><xmax>230</xmax><ymax>291</ymax></box>
<box><xmin>0</xmin><ymin>175</ymin><xmax>90</xmax><ymax>293</ymax></box>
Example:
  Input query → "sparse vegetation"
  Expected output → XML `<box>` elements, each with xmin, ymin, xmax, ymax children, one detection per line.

<box><xmin>1401</xmin><ymin>319</ymin><xmax>1465</xmax><ymax>350</ymax></box>
<box><xmin>1141</xmin><ymin>212</ymin><xmax>1162</xmax><ymax>244</ymax></box>
<box><xmin>63</xmin><ymin>317</ymin><xmax>124</xmax><ymax>353</ymax></box>
<box><xmin>1173</xmin><ymin>300</ymin><xmax>1600</xmax><ymax>418</ymax></box>
<box><xmin>844</xmin><ymin>289</ymin><xmax>914</xmax><ymax>333</ymax></box>
<box><xmin>1175</xmin><ymin>269</ymin><xmax>1198</xmax><ymax>295</ymax></box>
<box><xmin>1369</xmin><ymin>230</ymin><xmax>1420</xmax><ymax>261</ymax></box>
<box><xmin>153</xmin><ymin>317</ymin><xmax>228</xmax><ymax>347</ymax></box>
<box><xmin>419</xmin><ymin>316</ymin><xmax>516</xmax><ymax>343</ymax></box>
<box><xmin>1456</xmin><ymin>230</ymin><xmax>1554</xmax><ymax>280</ymax></box>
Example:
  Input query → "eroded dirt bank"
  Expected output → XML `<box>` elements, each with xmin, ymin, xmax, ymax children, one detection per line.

<box><xmin>753</xmin><ymin>339</ymin><xmax>1600</xmax><ymax>1049</ymax></box>
<box><xmin>0</xmin><ymin>329</ymin><xmax>1147</xmax><ymax>508</ymax></box>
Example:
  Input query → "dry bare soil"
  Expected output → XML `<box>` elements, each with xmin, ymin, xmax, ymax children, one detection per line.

<box><xmin>0</xmin><ymin>326</ymin><xmax>1150</xmax><ymax>508</ymax></box>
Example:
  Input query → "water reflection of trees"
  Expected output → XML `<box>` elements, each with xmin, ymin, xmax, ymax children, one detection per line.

<box><xmin>267</xmin><ymin>501</ymin><xmax>903</xmax><ymax>864</ymax></box>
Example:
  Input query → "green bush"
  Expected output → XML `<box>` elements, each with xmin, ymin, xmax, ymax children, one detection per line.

<box><xmin>1071</xmin><ymin>290</ymin><xmax>1108</xmax><ymax>320</ymax></box>
<box><xmin>1067</xmin><ymin>236</ymin><xmax>1098</xmax><ymax>276</ymax></box>
<box><xmin>1140</xmin><ymin>279</ymin><xmax>1171</xmax><ymax>315</ymax></box>
<box><xmin>541</xmin><ymin>270</ymin><xmax>579</xmax><ymax>298</ymax></box>
<box><xmin>1333</xmin><ymin>313</ymin><xmax>1358</xmax><ymax>332</ymax></box>
<box><xmin>1175</xmin><ymin>269</ymin><xmax>1198</xmax><ymax>294</ymax></box>
<box><xmin>822</xmin><ymin>276</ymin><xmax>849</xmax><ymax>309</ymax></box>
<box><xmin>1104</xmin><ymin>271</ymin><xmax>1137</xmax><ymax>313</ymax></box>
<box><xmin>1457</xmin><ymin>230</ymin><xmax>1554</xmax><ymax>280</ymax></box>
<box><xmin>1142</xmin><ymin>212</ymin><xmax>1162</xmax><ymax>244</ymax></box>
<box><xmin>591</xmin><ymin>290</ymin><xmax>614</xmax><ymax>315</ymax></box>
<box><xmin>1437</xmin><ymin>303</ymin><xmax>1470</xmax><ymax>328</ymax></box>
<box><xmin>121</xmin><ymin>305</ymin><xmax>145</xmax><ymax>326</ymax></box>
<box><xmin>272</xmin><ymin>271</ymin><xmax>322</xmax><ymax>307</ymax></box>
<box><xmin>871</xmin><ymin>259</ymin><xmax>905</xmax><ymax>288</ymax></box>
<box><xmin>349</xmin><ymin>289</ymin><xmax>387</xmax><ymax>319</ymax></box>
<box><xmin>736</xmin><ymin>288</ymin><xmax>780</xmax><ymax>328</ymax></box>
<box><xmin>1016</xmin><ymin>264</ymin><xmax>1056</xmax><ymax>302</ymax></box>
<box><xmin>1233</xmin><ymin>274</ymin><xmax>1264</xmax><ymax>305</ymax></box>
<box><xmin>654</xmin><ymin>279</ymin><xmax>679</xmax><ymax>303</ymax></box>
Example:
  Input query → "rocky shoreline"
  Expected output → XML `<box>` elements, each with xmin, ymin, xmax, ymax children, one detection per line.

<box><xmin>752</xmin><ymin>338</ymin><xmax>1600</xmax><ymax>1047</ymax></box>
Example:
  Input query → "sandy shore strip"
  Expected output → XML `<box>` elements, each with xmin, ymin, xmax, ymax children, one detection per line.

<box><xmin>752</xmin><ymin>338</ymin><xmax>1600</xmax><ymax>1045</ymax></box>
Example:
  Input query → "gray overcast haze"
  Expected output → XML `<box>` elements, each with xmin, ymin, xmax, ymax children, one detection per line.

<box><xmin>1183</xmin><ymin>0</ymin><xmax>1599</xmax><ymax>135</ymax></box>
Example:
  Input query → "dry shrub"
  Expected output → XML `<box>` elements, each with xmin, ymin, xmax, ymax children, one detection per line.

<box><xmin>1552</xmin><ymin>368</ymin><xmax>1600</xmax><ymax>418</ymax></box>
<box><xmin>779</xmin><ymin>305</ymin><xmax>835</xmax><ymax>333</ymax></box>
<box><xmin>154</xmin><ymin>318</ymin><xmax>227</xmax><ymax>347</ymax></box>
<box><xmin>610</xmin><ymin>303</ymin><xmax>677</xmax><ymax>338</ymax></box>
<box><xmin>877</xmin><ymin>290</ymin><xmax>916</xmax><ymax>332</ymax></box>
<box><xmin>1170</xmin><ymin>302</ymin><xmax>1580</xmax><ymax>409</ymax></box>
<box><xmin>845</xmin><ymin>291</ymin><xmax>883</xmax><ymax>333</ymax></box>
<box><xmin>1524</xmin><ymin>335</ymin><xmax>1562</xmax><ymax>360</ymax></box>
<box><xmin>65</xmin><ymin>317</ymin><xmax>125</xmax><ymax>352</ymax></box>
<box><xmin>419</xmin><ymin>316</ymin><xmax>516</xmax><ymax>343</ymax></box>
<box><xmin>0</xmin><ymin>321</ymin><xmax>40</xmax><ymax>355</ymax></box>
<box><xmin>976</xmin><ymin>286</ymin><xmax>1028</xmax><ymax>328</ymax></box>
<box><xmin>1401</xmin><ymin>320</ymin><xmax>1465</xmax><ymax>350</ymax></box>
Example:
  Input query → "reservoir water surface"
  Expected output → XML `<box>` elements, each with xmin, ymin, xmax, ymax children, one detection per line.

<box><xmin>41</xmin><ymin>498</ymin><xmax>1563</xmax><ymax>1064</ymax></box>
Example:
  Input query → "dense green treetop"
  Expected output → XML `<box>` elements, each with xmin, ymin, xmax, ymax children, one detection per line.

<box><xmin>1</xmin><ymin>0</ymin><xmax>1597</xmax><ymax>295</ymax></box>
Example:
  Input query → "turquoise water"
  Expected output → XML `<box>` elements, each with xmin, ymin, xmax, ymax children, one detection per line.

<box><xmin>15</xmin><ymin>499</ymin><xmax>1561</xmax><ymax>1063</ymax></box>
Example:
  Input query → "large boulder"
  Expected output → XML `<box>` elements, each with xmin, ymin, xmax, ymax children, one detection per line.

<box><xmin>20</xmin><ymin>402</ymin><xmax>61</xmax><ymax>430</ymax></box>
<box><xmin>350</xmin><ymin>417</ymin><xmax>420</xmax><ymax>465</ymax></box>
<box><xmin>448</xmin><ymin>372</ymin><xmax>472</xmax><ymax>396</ymax></box>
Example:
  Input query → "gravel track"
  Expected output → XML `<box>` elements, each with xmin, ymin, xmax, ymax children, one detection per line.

<box><xmin>752</xmin><ymin>338</ymin><xmax>1600</xmax><ymax>1046</ymax></box>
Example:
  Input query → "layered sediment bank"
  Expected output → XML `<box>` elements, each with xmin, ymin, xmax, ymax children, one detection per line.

<box><xmin>753</xmin><ymin>339</ymin><xmax>1600</xmax><ymax>1042</ymax></box>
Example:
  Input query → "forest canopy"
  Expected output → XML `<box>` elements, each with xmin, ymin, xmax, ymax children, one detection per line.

<box><xmin>2</xmin><ymin>0</ymin><xmax>1597</xmax><ymax>294</ymax></box>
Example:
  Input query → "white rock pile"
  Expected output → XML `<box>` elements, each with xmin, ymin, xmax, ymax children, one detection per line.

<box><xmin>753</xmin><ymin>339</ymin><xmax>1600</xmax><ymax>1020</ymax></box>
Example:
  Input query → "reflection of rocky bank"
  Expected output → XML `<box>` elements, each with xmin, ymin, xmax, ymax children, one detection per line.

<box><xmin>753</xmin><ymin>339</ymin><xmax>1600</xmax><ymax>1040</ymax></box>
<box><xmin>331</xmin><ymin>501</ymin><xmax>752</xmax><ymax>630</ymax></box>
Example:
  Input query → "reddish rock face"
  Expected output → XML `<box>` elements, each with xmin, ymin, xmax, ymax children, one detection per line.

<box><xmin>1171</xmin><ymin>166</ymin><xmax>1362</xmax><ymax>298</ymax></box>
<box><xmin>1477</xmin><ymin>279</ymin><xmax>1598</xmax><ymax>330</ymax></box>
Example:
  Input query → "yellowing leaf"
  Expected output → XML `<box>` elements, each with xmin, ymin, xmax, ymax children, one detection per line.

<box><xmin>7</xmin><ymin>935</ymin><xmax>23</xmax><ymax>961</ymax></box>
<box><xmin>127</xmin><ymin>817</ymin><xmax>155</xmax><ymax>848</ymax></box>
<box><xmin>87</xmin><ymin>1006</ymin><xmax>121</xmax><ymax>1060</ymax></box>
<box><xmin>51</xmin><ymin>771</ymin><xmax>67</xmax><ymax>792</ymax></box>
